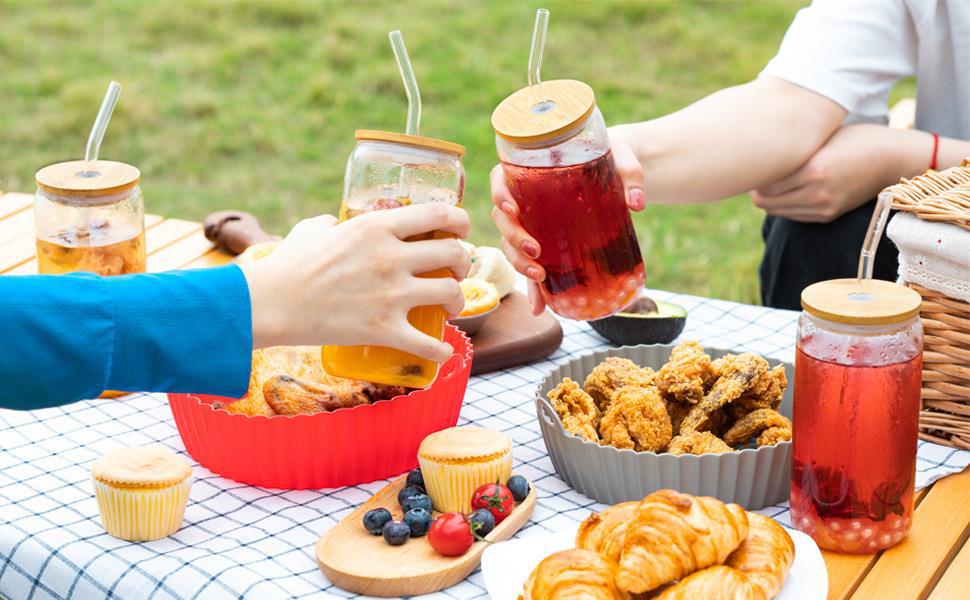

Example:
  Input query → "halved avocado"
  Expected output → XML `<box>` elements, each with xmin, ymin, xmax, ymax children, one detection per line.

<box><xmin>589</xmin><ymin>298</ymin><xmax>687</xmax><ymax>345</ymax></box>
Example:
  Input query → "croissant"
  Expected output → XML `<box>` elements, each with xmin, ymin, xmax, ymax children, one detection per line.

<box><xmin>615</xmin><ymin>490</ymin><xmax>749</xmax><ymax>593</ymax></box>
<box><xmin>725</xmin><ymin>513</ymin><xmax>795</xmax><ymax>599</ymax></box>
<box><xmin>522</xmin><ymin>548</ymin><xmax>630</xmax><ymax>600</ymax></box>
<box><xmin>575</xmin><ymin>501</ymin><xmax>639</xmax><ymax>564</ymax></box>
<box><xmin>654</xmin><ymin>513</ymin><xmax>795</xmax><ymax>599</ymax></box>
<box><xmin>653</xmin><ymin>565</ymin><xmax>765</xmax><ymax>600</ymax></box>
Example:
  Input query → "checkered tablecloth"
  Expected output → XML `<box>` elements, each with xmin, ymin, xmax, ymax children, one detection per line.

<box><xmin>2</xmin><ymin>290</ymin><xmax>969</xmax><ymax>600</ymax></box>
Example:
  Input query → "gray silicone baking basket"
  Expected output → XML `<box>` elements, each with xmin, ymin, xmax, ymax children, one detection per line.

<box><xmin>536</xmin><ymin>344</ymin><xmax>793</xmax><ymax>510</ymax></box>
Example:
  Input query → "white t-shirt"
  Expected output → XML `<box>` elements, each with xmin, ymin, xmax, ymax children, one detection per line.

<box><xmin>761</xmin><ymin>0</ymin><xmax>970</xmax><ymax>139</ymax></box>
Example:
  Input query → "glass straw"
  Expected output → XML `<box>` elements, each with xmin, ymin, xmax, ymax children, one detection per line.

<box><xmin>528</xmin><ymin>8</ymin><xmax>550</xmax><ymax>89</ymax></box>
<box><xmin>83</xmin><ymin>81</ymin><xmax>122</xmax><ymax>177</ymax></box>
<box><xmin>857</xmin><ymin>191</ymin><xmax>894</xmax><ymax>284</ymax></box>
<box><xmin>388</xmin><ymin>30</ymin><xmax>421</xmax><ymax>136</ymax></box>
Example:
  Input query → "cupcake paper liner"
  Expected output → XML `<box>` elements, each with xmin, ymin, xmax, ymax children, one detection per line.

<box><xmin>93</xmin><ymin>477</ymin><xmax>192</xmax><ymax>541</ymax></box>
<box><xmin>168</xmin><ymin>325</ymin><xmax>473</xmax><ymax>490</ymax></box>
<box><xmin>419</xmin><ymin>453</ymin><xmax>513</xmax><ymax>513</ymax></box>
<box><xmin>536</xmin><ymin>344</ymin><xmax>793</xmax><ymax>510</ymax></box>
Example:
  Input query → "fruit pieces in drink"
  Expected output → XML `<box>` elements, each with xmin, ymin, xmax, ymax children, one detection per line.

<box><xmin>36</xmin><ymin>219</ymin><xmax>146</xmax><ymax>275</ymax></box>
<box><xmin>790</xmin><ymin>347</ymin><xmax>921</xmax><ymax>554</ymax></box>
<box><xmin>502</xmin><ymin>151</ymin><xmax>644</xmax><ymax>321</ymax></box>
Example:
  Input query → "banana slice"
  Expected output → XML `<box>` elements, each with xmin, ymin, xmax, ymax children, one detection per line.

<box><xmin>468</xmin><ymin>246</ymin><xmax>517</xmax><ymax>298</ymax></box>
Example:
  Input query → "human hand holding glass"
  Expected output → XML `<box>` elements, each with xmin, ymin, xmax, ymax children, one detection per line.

<box><xmin>240</xmin><ymin>203</ymin><xmax>471</xmax><ymax>362</ymax></box>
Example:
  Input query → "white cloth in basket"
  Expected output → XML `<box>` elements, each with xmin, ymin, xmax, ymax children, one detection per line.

<box><xmin>887</xmin><ymin>212</ymin><xmax>970</xmax><ymax>303</ymax></box>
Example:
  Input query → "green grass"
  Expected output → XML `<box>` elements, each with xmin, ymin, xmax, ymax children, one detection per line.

<box><xmin>0</xmin><ymin>0</ymin><xmax>816</xmax><ymax>303</ymax></box>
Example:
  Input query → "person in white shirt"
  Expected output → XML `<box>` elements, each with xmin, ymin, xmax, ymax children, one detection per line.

<box><xmin>491</xmin><ymin>0</ymin><xmax>970</xmax><ymax>310</ymax></box>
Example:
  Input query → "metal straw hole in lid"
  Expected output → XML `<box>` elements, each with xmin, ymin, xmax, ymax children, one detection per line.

<box><xmin>531</xmin><ymin>100</ymin><xmax>556</xmax><ymax>115</ymax></box>
<box><xmin>848</xmin><ymin>292</ymin><xmax>876</xmax><ymax>302</ymax></box>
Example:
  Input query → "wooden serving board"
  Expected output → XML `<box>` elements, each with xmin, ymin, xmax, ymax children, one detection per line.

<box><xmin>468</xmin><ymin>291</ymin><xmax>563</xmax><ymax>375</ymax></box>
<box><xmin>316</xmin><ymin>475</ymin><xmax>537</xmax><ymax>597</ymax></box>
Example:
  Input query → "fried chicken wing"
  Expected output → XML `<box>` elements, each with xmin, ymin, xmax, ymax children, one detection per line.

<box><xmin>599</xmin><ymin>386</ymin><xmax>672</xmax><ymax>452</ymax></box>
<box><xmin>679</xmin><ymin>353</ymin><xmax>769</xmax><ymax>435</ymax></box>
<box><xmin>757</xmin><ymin>426</ymin><xmax>792</xmax><ymax>447</ymax></box>
<box><xmin>548</xmin><ymin>378</ymin><xmax>601</xmax><ymax>443</ymax></box>
<box><xmin>224</xmin><ymin>345</ymin><xmax>409</xmax><ymax>417</ymax></box>
<box><xmin>584</xmin><ymin>357</ymin><xmax>656</xmax><ymax>412</ymax></box>
<box><xmin>656</xmin><ymin>342</ymin><xmax>714</xmax><ymax>404</ymax></box>
<box><xmin>263</xmin><ymin>374</ymin><xmax>372</xmax><ymax>415</ymax></box>
<box><xmin>667</xmin><ymin>431</ymin><xmax>733</xmax><ymax>455</ymax></box>
<box><xmin>664</xmin><ymin>399</ymin><xmax>692</xmax><ymax>433</ymax></box>
<box><xmin>722</xmin><ymin>409</ymin><xmax>792</xmax><ymax>447</ymax></box>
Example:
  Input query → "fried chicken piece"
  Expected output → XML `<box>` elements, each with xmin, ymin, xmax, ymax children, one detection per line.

<box><xmin>665</xmin><ymin>399</ymin><xmax>692</xmax><ymax>433</ymax></box>
<box><xmin>223</xmin><ymin>345</ymin><xmax>408</xmax><ymax>417</ymax></box>
<box><xmin>727</xmin><ymin>364</ymin><xmax>788</xmax><ymax>422</ymax></box>
<box><xmin>656</xmin><ymin>341</ymin><xmax>714</xmax><ymax>404</ymax></box>
<box><xmin>599</xmin><ymin>386</ymin><xmax>672</xmax><ymax>452</ymax></box>
<box><xmin>548</xmin><ymin>378</ymin><xmax>600</xmax><ymax>443</ymax></box>
<box><xmin>757</xmin><ymin>426</ymin><xmax>792</xmax><ymax>447</ymax></box>
<box><xmin>584</xmin><ymin>357</ymin><xmax>656</xmax><ymax>412</ymax></box>
<box><xmin>680</xmin><ymin>353</ymin><xmax>769</xmax><ymax>435</ymax></box>
<box><xmin>722</xmin><ymin>408</ymin><xmax>792</xmax><ymax>447</ymax></box>
<box><xmin>666</xmin><ymin>431</ymin><xmax>733</xmax><ymax>455</ymax></box>
<box><xmin>263</xmin><ymin>374</ymin><xmax>372</xmax><ymax>415</ymax></box>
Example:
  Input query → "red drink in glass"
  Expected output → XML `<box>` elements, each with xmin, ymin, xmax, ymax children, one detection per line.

<box><xmin>791</xmin><ymin>345</ymin><xmax>922</xmax><ymax>554</ymax></box>
<box><xmin>502</xmin><ymin>151</ymin><xmax>645</xmax><ymax>320</ymax></box>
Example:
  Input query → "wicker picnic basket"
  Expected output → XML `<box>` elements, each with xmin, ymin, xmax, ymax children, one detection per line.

<box><xmin>883</xmin><ymin>161</ymin><xmax>970</xmax><ymax>449</ymax></box>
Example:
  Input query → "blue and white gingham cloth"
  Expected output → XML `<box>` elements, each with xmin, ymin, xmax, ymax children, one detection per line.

<box><xmin>2</xmin><ymin>290</ymin><xmax>968</xmax><ymax>600</ymax></box>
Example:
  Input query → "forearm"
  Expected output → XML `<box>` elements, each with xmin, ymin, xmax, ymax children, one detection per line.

<box><xmin>613</xmin><ymin>77</ymin><xmax>847</xmax><ymax>203</ymax></box>
<box><xmin>0</xmin><ymin>266</ymin><xmax>252</xmax><ymax>410</ymax></box>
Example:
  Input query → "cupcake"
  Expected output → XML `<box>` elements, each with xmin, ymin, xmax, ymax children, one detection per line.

<box><xmin>91</xmin><ymin>446</ymin><xmax>193</xmax><ymax>541</ymax></box>
<box><xmin>418</xmin><ymin>426</ymin><xmax>512</xmax><ymax>513</ymax></box>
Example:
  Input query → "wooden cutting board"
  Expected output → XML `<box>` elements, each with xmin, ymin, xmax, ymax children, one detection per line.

<box><xmin>316</xmin><ymin>474</ymin><xmax>537</xmax><ymax>597</ymax></box>
<box><xmin>468</xmin><ymin>291</ymin><xmax>563</xmax><ymax>375</ymax></box>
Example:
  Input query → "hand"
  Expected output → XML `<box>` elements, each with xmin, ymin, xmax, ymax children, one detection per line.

<box><xmin>490</xmin><ymin>127</ymin><xmax>646</xmax><ymax>315</ymax></box>
<box><xmin>751</xmin><ymin>123</ymin><xmax>902</xmax><ymax>223</ymax></box>
<box><xmin>240</xmin><ymin>203</ymin><xmax>471</xmax><ymax>362</ymax></box>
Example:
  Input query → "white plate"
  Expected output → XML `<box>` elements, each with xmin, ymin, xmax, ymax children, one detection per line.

<box><xmin>481</xmin><ymin>523</ymin><xmax>827</xmax><ymax>600</ymax></box>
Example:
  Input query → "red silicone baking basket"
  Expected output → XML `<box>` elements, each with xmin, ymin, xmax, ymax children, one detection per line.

<box><xmin>168</xmin><ymin>325</ymin><xmax>472</xmax><ymax>489</ymax></box>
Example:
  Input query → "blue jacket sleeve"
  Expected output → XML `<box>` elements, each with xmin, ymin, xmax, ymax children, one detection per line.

<box><xmin>0</xmin><ymin>265</ymin><xmax>252</xmax><ymax>410</ymax></box>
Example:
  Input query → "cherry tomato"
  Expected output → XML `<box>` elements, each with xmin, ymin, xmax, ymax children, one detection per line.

<box><xmin>471</xmin><ymin>481</ymin><xmax>514</xmax><ymax>525</ymax></box>
<box><xmin>428</xmin><ymin>512</ymin><xmax>474</xmax><ymax>557</ymax></box>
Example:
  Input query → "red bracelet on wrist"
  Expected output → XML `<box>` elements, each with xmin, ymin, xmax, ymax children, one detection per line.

<box><xmin>930</xmin><ymin>132</ymin><xmax>940</xmax><ymax>171</ymax></box>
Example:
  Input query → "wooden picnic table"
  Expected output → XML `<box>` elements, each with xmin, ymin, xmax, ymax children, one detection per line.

<box><xmin>2</xmin><ymin>189</ymin><xmax>969</xmax><ymax>599</ymax></box>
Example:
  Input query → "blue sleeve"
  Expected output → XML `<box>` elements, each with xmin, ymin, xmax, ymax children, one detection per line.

<box><xmin>0</xmin><ymin>265</ymin><xmax>252</xmax><ymax>410</ymax></box>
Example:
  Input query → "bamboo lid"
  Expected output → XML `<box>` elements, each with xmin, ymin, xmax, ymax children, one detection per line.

<box><xmin>36</xmin><ymin>160</ymin><xmax>140</xmax><ymax>197</ymax></box>
<box><xmin>801</xmin><ymin>279</ymin><xmax>922</xmax><ymax>325</ymax></box>
<box><xmin>355</xmin><ymin>130</ymin><xmax>465</xmax><ymax>157</ymax></box>
<box><xmin>491</xmin><ymin>79</ymin><xmax>595</xmax><ymax>144</ymax></box>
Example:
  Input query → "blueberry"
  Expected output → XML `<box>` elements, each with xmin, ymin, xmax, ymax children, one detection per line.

<box><xmin>402</xmin><ymin>492</ymin><xmax>433</xmax><ymax>514</ymax></box>
<box><xmin>406</xmin><ymin>468</ymin><xmax>425</xmax><ymax>490</ymax></box>
<box><xmin>397</xmin><ymin>484</ymin><xmax>425</xmax><ymax>507</ymax></box>
<box><xmin>404</xmin><ymin>507</ymin><xmax>433</xmax><ymax>537</ymax></box>
<box><xmin>363</xmin><ymin>508</ymin><xmax>392</xmax><ymax>535</ymax></box>
<box><xmin>507</xmin><ymin>475</ymin><xmax>530</xmax><ymax>503</ymax></box>
<box><xmin>468</xmin><ymin>508</ymin><xmax>495</xmax><ymax>537</ymax></box>
<box><xmin>382</xmin><ymin>520</ymin><xmax>411</xmax><ymax>546</ymax></box>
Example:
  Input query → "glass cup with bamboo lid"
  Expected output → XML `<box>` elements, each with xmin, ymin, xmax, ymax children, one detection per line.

<box><xmin>34</xmin><ymin>160</ymin><xmax>146</xmax><ymax>276</ymax></box>
<box><xmin>492</xmin><ymin>9</ymin><xmax>644</xmax><ymax>320</ymax></box>
<box><xmin>321</xmin><ymin>129</ymin><xmax>465</xmax><ymax>388</ymax></box>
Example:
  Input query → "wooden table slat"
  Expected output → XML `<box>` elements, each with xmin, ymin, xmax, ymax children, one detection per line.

<box><xmin>147</xmin><ymin>230</ymin><xmax>217</xmax><ymax>272</ymax></box>
<box><xmin>927</xmin><ymin>534</ymin><xmax>970</xmax><ymax>600</ymax></box>
<box><xmin>0</xmin><ymin>192</ymin><xmax>34</xmax><ymax>219</ymax></box>
<box><xmin>849</xmin><ymin>469</ymin><xmax>970</xmax><ymax>599</ymax></box>
<box><xmin>0</xmin><ymin>209</ymin><xmax>36</xmax><ymax>246</ymax></box>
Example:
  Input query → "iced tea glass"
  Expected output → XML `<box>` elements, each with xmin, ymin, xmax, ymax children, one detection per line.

<box><xmin>34</xmin><ymin>160</ymin><xmax>146</xmax><ymax>276</ymax></box>
<box><xmin>321</xmin><ymin>131</ymin><xmax>465</xmax><ymax>388</ymax></box>
<box><xmin>496</xmin><ymin>104</ymin><xmax>644</xmax><ymax>321</ymax></box>
<box><xmin>791</xmin><ymin>310</ymin><xmax>923</xmax><ymax>554</ymax></box>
